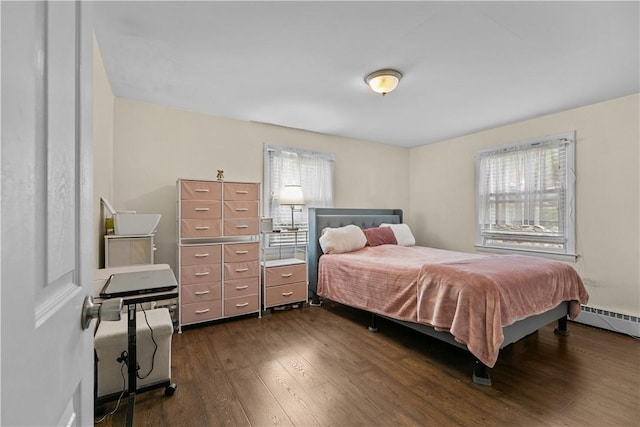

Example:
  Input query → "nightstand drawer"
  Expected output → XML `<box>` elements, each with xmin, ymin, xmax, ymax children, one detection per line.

<box><xmin>224</xmin><ymin>201</ymin><xmax>259</xmax><ymax>219</ymax></box>
<box><xmin>181</xmin><ymin>219</ymin><xmax>222</xmax><ymax>238</ymax></box>
<box><xmin>223</xmin><ymin>182</ymin><xmax>259</xmax><ymax>201</ymax></box>
<box><xmin>181</xmin><ymin>200</ymin><xmax>222</xmax><ymax>219</ymax></box>
<box><xmin>224</xmin><ymin>278</ymin><xmax>259</xmax><ymax>299</ymax></box>
<box><xmin>224</xmin><ymin>261</ymin><xmax>259</xmax><ymax>280</ymax></box>
<box><xmin>181</xmin><ymin>300</ymin><xmax>222</xmax><ymax>324</ymax></box>
<box><xmin>181</xmin><ymin>264</ymin><xmax>222</xmax><ymax>285</ymax></box>
<box><xmin>181</xmin><ymin>180</ymin><xmax>222</xmax><ymax>201</ymax></box>
<box><xmin>181</xmin><ymin>245</ymin><xmax>222</xmax><ymax>266</ymax></box>
<box><xmin>265</xmin><ymin>263</ymin><xmax>306</xmax><ymax>287</ymax></box>
<box><xmin>181</xmin><ymin>282</ymin><xmax>222</xmax><ymax>304</ymax></box>
<box><xmin>224</xmin><ymin>242</ymin><xmax>259</xmax><ymax>263</ymax></box>
<box><xmin>224</xmin><ymin>294</ymin><xmax>259</xmax><ymax>316</ymax></box>
<box><xmin>224</xmin><ymin>218</ymin><xmax>259</xmax><ymax>236</ymax></box>
<box><xmin>265</xmin><ymin>282</ymin><xmax>307</xmax><ymax>307</ymax></box>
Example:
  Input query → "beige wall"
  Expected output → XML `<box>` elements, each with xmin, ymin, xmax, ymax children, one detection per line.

<box><xmin>93</xmin><ymin>37</ymin><xmax>638</xmax><ymax>317</ymax></box>
<box><xmin>92</xmin><ymin>36</ymin><xmax>114</xmax><ymax>268</ymax></box>
<box><xmin>408</xmin><ymin>94</ymin><xmax>640</xmax><ymax>317</ymax></box>
<box><xmin>111</xmin><ymin>98</ymin><xmax>410</xmax><ymax>272</ymax></box>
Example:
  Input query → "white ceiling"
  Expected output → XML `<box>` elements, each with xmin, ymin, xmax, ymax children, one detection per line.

<box><xmin>93</xmin><ymin>1</ymin><xmax>639</xmax><ymax>148</ymax></box>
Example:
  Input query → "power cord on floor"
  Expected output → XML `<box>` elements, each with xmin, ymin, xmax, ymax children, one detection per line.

<box><xmin>589</xmin><ymin>313</ymin><xmax>640</xmax><ymax>340</ymax></box>
<box><xmin>95</xmin><ymin>359</ymin><xmax>127</xmax><ymax>423</ymax></box>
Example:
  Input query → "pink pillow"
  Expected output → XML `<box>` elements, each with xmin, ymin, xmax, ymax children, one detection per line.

<box><xmin>363</xmin><ymin>227</ymin><xmax>398</xmax><ymax>247</ymax></box>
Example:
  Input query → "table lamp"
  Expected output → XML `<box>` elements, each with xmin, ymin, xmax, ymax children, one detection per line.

<box><xmin>279</xmin><ymin>184</ymin><xmax>305</xmax><ymax>230</ymax></box>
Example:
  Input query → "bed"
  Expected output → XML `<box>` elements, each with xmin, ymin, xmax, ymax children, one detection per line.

<box><xmin>308</xmin><ymin>208</ymin><xmax>589</xmax><ymax>385</ymax></box>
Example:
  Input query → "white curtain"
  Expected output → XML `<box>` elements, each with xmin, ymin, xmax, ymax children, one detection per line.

<box><xmin>264</xmin><ymin>144</ymin><xmax>335</xmax><ymax>229</ymax></box>
<box><xmin>477</xmin><ymin>138</ymin><xmax>569</xmax><ymax>249</ymax></box>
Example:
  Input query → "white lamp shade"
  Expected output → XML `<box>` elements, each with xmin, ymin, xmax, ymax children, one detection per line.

<box><xmin>279</xmin><ymin>184</ymin><xmax>305</xmax><ymax>205</ymax></box>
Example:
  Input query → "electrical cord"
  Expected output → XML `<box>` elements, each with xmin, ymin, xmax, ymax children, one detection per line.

<box><xmin>136</xmin><ymin>303</ymin><xmax>158</xmax><ymax>379</ymax></box>
<box><xmin>95</xmin><ymin>359</ymin><xmax>127</xmax><ymax>423</ymax></box>
<box><xmin>589</xmin><ymin>313</ymin><xmax>640</xmax><ymax>340</ymax></box>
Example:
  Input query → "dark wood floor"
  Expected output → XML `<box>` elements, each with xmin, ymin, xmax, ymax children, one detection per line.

<box><xmin>96</xmin><ymin>301</ymin><xmax>640</xmax><ymax>427</ymax></box>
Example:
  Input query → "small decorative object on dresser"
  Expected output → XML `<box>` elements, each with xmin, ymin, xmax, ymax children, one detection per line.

<box><xmin>261</xmin><ymin>229</ymin><xmax>308</xmax><ymax>312</ymax></box>
<box><xmin>177</xmin><ymin>178</ymin><xmax>260</xmax><ymax>331</ymax></box>
<box><xmin>216</xmin><ymin>170</ymin><xmax>224</xmax><ymax>180</ymax></box>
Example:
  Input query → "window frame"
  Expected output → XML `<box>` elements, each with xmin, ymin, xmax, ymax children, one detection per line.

<box><xmin>263</xmin><ymin>144</ymin><xmax>335</xmax><ymax>247</ymax></box>
<box><xmin>475</xmin><ymin>131</ymin><xmax>577</xmax><ymax>262</ymax></box>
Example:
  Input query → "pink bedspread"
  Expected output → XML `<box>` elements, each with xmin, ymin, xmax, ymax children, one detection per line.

<box><xmin>317</xmin><ymin>245</ymin><xmax>589</xmax><ymax>367</ymax></box>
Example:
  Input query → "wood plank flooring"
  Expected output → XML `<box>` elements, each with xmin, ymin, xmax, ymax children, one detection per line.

<box><xmin>96</xmin><ymin>301</ymin><xmax>640</xmax><ymax>426</ymax></box>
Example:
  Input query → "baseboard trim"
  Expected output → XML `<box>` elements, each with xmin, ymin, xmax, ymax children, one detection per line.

<box><xmin>574</xmin><ymin>306</ymin><xmax>640</xmax><ymax>337</ymax></box>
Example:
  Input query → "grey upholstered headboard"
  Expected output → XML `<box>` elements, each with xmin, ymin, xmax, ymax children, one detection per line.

<box><xmin>307</xmin><ymin>208</ymin><xmax>403</xmax><ymax>304</ymax></box>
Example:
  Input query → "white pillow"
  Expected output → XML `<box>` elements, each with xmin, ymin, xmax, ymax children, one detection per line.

<box><xmin>379</xmin><ymin>223</ymin><xmax>415</xmax><ymax>246</ymax></box>
<box><xmin>319</xmin><ymin>225</ymin><xmax>367</xmax><ymax>254</ymax></box>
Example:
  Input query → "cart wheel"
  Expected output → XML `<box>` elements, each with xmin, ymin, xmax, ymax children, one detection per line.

<box><xmin>165</xmin><ymin>383</ymin><xmax>177</xmax><ymax>396</ymax></box>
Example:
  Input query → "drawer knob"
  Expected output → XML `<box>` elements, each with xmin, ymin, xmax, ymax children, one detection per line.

<box><xmin>195</xmin><ymin>226</ymin><xmax>210</xmax><ymax>230</ymax></box>
<box><xmin>235</xmin><ymin>190</ymin><xmax>249</xmax><ymax>194</ymax></box>
<box><xmin>194</xmin><ymin>290</ymin><xmax>210</xmax><ymax>295</ymax></box>
<box><xmin>235</xmin><ymin>302</ymin><xmax>249</xmax><ymax>307</ymax></box>
<box><xmin>194</xmin><ymin>207</ymin><xmax>210</xmax><ymax>212</ymax></box>
<box><xmin>235</xmin><ymin>208</ymin><xmax>249</xmax><ymax>211</ymax></box>
<box><xmin>194</xmin><ymin>272</ymin><xmax>210</xmax><ymax>277</ymax></box>
<box><xmin>194</xmin><ymin>189</ymin><xmax>210</xmax><ymax>193</ymax></box>
<box><xmin>281</xmin><ymin>273</ymin><xmax>293</xmax><ymax>278</ymax></box>
<box><xmin>235</xmin><ymin>268</ymin><xmax>249</xmax><ymax>272</ymax></box>
<box><xmin>235</xmin><ymin>250</ymin><xmax>249</xmax><ymax>255</ymax></box>
<box><xmin>195</xmin><ymin>308</ymin><xmax>210</xmax><ymax>314</ymax></box>
<box><xmin>194</xmin><ymin>253</ymin><xmax>210</xmax><ymax>258</ymax></box>
<box><xmin>235</xmin><ymin>285</ymin><xmax>249</xmax><ymax>290</ymax></box>
<box><xmin>282</xmin><ymin>292</ymin><xmax>294</xmax><ymax>297</ymax></box>
<box><xmin>235</xmin><ymin>225</ymin><xmax>249</xmax><ymax>229</ymax></box>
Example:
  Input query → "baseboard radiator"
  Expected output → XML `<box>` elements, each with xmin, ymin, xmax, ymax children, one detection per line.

<box><xmin>574</xmin><ymin>305</ymin><xmax>640</xmax><ymax>338</ymax></box>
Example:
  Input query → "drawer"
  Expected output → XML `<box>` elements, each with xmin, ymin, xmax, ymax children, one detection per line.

<box><xmin>181</xmin><ymin>264</ymin><xmax>222</xmax><ymax>285</ymax></box>
<box><xmin>181</xmin><ymin>180</ymin><xmax>222</xmax><ymax>201</ymax></box>
<box><xmin>181</xmin><ymin>282</ymin><xmax>222</xmax><ymax>304</ymax></box>
<box><xmin>223</xmin><ymin>218</ymin><xmax>259</xmax><ymax>236</ymax></box>
<box><xmin>181</xmin><ymin>219</ymin><xmax>222</xmax><ymax>238</ymax></box>
<box><xmin>224</xmin><ymin>201</ymin><xmax>259</xmax><ymax>219</ymax></box>
<box><xmin>264</xmin><ymin>263</ymin><xmax>306</xmax><ymax>287</ymax></box>
<box><xmin>181</xmin><ymin>200</ymin><xmax>222</xmax><ymax>219</ymax></box>
<box><xmin>181</xmin><ymin>300</ymin><xmax>222</xmax><ymax>324</ymax></box>
<box><xmin>224</xmin><ymin>294</ymin><xmax>259</xmax><ymax>317</ymax></box>
<box><xmin>181</xmin><ymin>245</ymin><xmax>222</xmax><ymax>266</ymax></box>
<box><xmin>224</xmin><ymin>242</ymin><xmax>259</xmax><ymax>263</ymax></box>
<box><xmin>224</xmin><ymin>261</ymin><xmax>259</xmax><ymax>280</ymax></box>
<box><xmin>224</xmin><ymin>278</ymin><xmax>259</xmax><ymax>299</ymax></box>
<box><xmin>224</xmin><ymin>182</ymin><xmax>259</xmax><ymax>201</ymax></box>
<box><xmin>265</xmin><ymin>282</ymin><xmax>307</xmax><ymax>308</ymax></box>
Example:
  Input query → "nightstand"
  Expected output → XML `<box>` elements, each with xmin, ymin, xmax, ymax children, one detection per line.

<box><xmin>261</xmin><ymin>230</ymin><xmax>308</xmax><ymax>311</ymax></box>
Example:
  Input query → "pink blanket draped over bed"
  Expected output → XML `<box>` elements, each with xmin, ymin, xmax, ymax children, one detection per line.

<box><xmin>317</xmin><ymin>245</ymin><xmax>589</xmax><ymax>368</ymax></box>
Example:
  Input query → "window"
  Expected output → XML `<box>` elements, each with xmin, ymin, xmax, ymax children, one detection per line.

<box><xmin>263</xmin><ymin>145</ymin><xmax>335</xmax><ymax>243</ymax></box>
<box><xmin>476</xmin><ymin>131</ymin><xmax>576</xmax><ymax>259</ymax></box>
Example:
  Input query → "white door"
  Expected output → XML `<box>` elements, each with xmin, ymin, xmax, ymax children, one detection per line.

<box><xmin>1</xmin><ymin>1</ymin><xmax>94</xmax><ymax>425</ymax></box>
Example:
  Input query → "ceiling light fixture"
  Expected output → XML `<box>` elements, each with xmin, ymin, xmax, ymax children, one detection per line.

<box><xmin>364</xmin><ymin>69</ymin><xmax>402</xmax><ymax>96</ymax></box>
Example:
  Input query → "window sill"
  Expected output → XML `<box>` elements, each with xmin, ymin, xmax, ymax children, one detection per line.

<box><xmin>475</xmin><ymin>245</ymin><xmax>578</xmax><ymax>263</ymax></box>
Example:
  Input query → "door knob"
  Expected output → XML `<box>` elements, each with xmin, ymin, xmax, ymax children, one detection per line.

<box><xmin>81</xmin><ymin>295</ymin><xmax>123</xmax><ymax>330</ymax></box>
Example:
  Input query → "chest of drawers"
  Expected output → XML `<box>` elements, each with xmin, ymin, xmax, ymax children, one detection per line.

<box><xmin>261</xmin><ymin>229</ymin><xmax>308</xmax><ymax>311</ymax></box>
<box><xmin>262</xmin><ymin>259</ymin><xmax>307</xmax><ymax>308</ymax></box>
<box><xmin>177</xmin><ymin>179</ymin><xmax>260</xmax><ymax>330</ymax></box>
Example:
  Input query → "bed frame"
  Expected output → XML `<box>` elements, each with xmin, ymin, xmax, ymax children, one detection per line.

<box><xmin>307</xmin><ymin>207</ymin><xmax>570</xmax><ymax>385</ymax></box>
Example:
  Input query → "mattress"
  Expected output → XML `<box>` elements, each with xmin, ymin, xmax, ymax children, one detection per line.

<box><xmin>318</xmin><ymin>245</ymin><xmax>589</xmax><ymax>367</ymax></box>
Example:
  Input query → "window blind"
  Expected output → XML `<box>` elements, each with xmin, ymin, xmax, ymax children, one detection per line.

<box><xmin>476</xmin><ymin>132</ymin><xmax>575</xmax><ymax>255</ymax></box>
